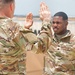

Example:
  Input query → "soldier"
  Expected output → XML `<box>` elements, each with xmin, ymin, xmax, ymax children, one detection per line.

<box><xmin>0</xmin><ymin>0</ymin><xmax>36</xmax><ymax>75</ymax></box>
<box><xmin>25</xmin><ymin>2</ymin><xmax>75</xmax><ymax>75</ymax></box>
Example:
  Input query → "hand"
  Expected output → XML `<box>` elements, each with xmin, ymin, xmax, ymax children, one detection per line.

<box><xmin>39</xmin><ymin>2</ymin><xmax>51</xmax><ymax>22</ymax></box>
<box><xmin>24</xmin><ymin>13</ymin><xmax>33</xmax><ymax>29</ymax></box>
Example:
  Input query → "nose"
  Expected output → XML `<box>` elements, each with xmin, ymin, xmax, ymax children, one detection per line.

<box><xmin>52</xmin><ymin>22</ymin><xmax>58</xmax><ymax>27</ymax></box>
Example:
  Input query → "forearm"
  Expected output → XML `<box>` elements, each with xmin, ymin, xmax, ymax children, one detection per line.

<box><xmin>41</xmin><ymin>21</ymin><xmax>53</xmax><ymax>39</ymax></box>
<box><xmin>22</xmin><ymin>22</ymin><xmax>52</xmax><ymax>53</ymax></box>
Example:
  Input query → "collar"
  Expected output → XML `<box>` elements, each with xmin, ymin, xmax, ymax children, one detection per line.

<box><xmin>53</xmin><ymin>30</ymin><xmax>71</xmax><ymax>42</ymax></box>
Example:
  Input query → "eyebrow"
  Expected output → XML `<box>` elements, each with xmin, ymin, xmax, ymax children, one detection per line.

<box><xmin>52</xmin><ymin>21</ymin><xmax>62</xmax><ymax>24</ymax></box>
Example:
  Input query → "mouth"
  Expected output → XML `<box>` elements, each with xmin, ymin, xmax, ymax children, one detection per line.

<box><xmin>53</xmin><ymin>28</ymin><xmax>58</xmax><ymax>31</ymax></box>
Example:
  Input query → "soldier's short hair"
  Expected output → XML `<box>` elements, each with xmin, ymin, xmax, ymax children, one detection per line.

<box><xmin>54</xmin><ymin>12</ymin><xmax>68</xmax><ymax>20</ymax></box>
<box><xmin>0</xmin><ymin>0</ymin><xmax>14</xmax><ymax>9</ymax></box>
<box><xmin>0</xmin><ymin>0</ymin><xmax>14</xmax><ymax>4</ymax></box>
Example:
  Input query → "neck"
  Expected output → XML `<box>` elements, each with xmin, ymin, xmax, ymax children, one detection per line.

<box><xmin>56</xmin><ymin>29</ymin><xmax>67</xmax><ymax>35</ymax></box>
<box><xmin>55</xmin><ymin>30</ymin><xmax>68</xmax><ymax>37</ymax></box>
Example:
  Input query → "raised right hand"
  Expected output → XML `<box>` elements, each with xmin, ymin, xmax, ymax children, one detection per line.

<box><xmin>39</xmin><ymin>2</ymin><xmax>51</xmax><ymax>22</ymax></box>
<box><xmin>24</xmin><ymin>13</ymin><xmax>33</xmax><ymax>29</ymax></box>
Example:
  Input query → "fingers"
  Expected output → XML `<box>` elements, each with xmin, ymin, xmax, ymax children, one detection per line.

<box><xmin>39</xmin><ymin>2</ymin><xmax>51</xmax><ymax>21</ymax></box>
<box><xmin>40</xmin><ymin>2</ymin><xmax>49</xmax><ymax>12</ymax></box>
<box><xmin>25</xmin><ymin>13</ymin><xmax>33</xmax><ymax>29</ymax></box>
<box><xmin>40</xmin><ymin>2</ymin><xmax>50</xmax><ymax>16</ymax></box>
<box><xmin>26</xmin><ymin>12</ymin><xmax>33</xmax><ymax>21</ymax></box>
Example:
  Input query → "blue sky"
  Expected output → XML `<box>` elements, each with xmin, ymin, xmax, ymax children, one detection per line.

<box><xmin>14</xmin><ymin>0</ymin><xmax>75</xmax><ymax>17</ymax></box>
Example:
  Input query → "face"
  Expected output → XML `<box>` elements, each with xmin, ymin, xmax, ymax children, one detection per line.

<box><xmin>52</xmin><ymin>16</ymin><xmax>68</xmax><ymax>35</ymax></box>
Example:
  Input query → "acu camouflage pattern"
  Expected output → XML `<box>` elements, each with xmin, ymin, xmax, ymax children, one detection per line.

<box><xmin>0</xmin><ymin>17</ymin><xmax>35</xmax><ymax>75</ymax></box>
<box><xmin>41</xmin><ymin>24</ymin><xmax>75</xmax><ymax>75</ymax></box>
<box><xmin>31</xmin><ymin>23</ymin><xmax>75</xmax><ymax>75</ymax></box>
<box><xmin>44</xmin><ymin>40</ymin><xmax>75</xmax><ymax>75</ymax></box>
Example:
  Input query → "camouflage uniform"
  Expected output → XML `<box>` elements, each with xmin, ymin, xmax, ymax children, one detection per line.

<box><xmin>31</xmin><ymin>23</ymin><xmax>75</xmax><ymax>75</ymax></box>
<box><xmin>0</xmin><ymin>17</ymin><xmax>37</xmax><ymax>75</ymax></box>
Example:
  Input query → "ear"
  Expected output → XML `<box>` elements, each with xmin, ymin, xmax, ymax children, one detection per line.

<box><xmin>66</xmin><ymin>20</ymin><xmax>68</xmax><ymax>26</ymax></box>
<box><xmin>65</xmin><ymin>20</ymin><xmax>68</xmax><ymax>26</ymax></box>
<box><xmin>9</xmin><ymin>3</ymin><xmax>13</xmax><ymax>11</ymax></box>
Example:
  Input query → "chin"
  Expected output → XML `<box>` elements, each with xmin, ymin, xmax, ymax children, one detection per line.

<box><xmin>54</xmin><ymin>31</ymin><xmax>59</xmax><ymax>34</ymax></box>
<box><xmin>54</xmin><ymin>31</ymin><xmax>58</xmax><ymax>33</ymax></box>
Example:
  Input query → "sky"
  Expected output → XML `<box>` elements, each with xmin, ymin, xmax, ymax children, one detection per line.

<box><xmin>14</xmin><ymin>0</ymin><xmax>75</xmax><ymax>17</ymax></box>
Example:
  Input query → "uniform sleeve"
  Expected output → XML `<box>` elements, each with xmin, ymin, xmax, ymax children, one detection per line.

<box><xmin>9</xmin><ymin>20</ymin><xmax>32</xmax><ymax>51</ymax></box>
<box><xmin>31</xmin><ymin>22</ymin><xmax>52</xmax><ymax>53</ymax></box>
<box><xmin>15</xmin><ymin>21</ymin><xmax>52</xmax><ymax>53</ymax></box>
<box><xmin>41</xmin><ymin>21</ymin><xmax>52</xmax><ymax>39</ymax></box>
